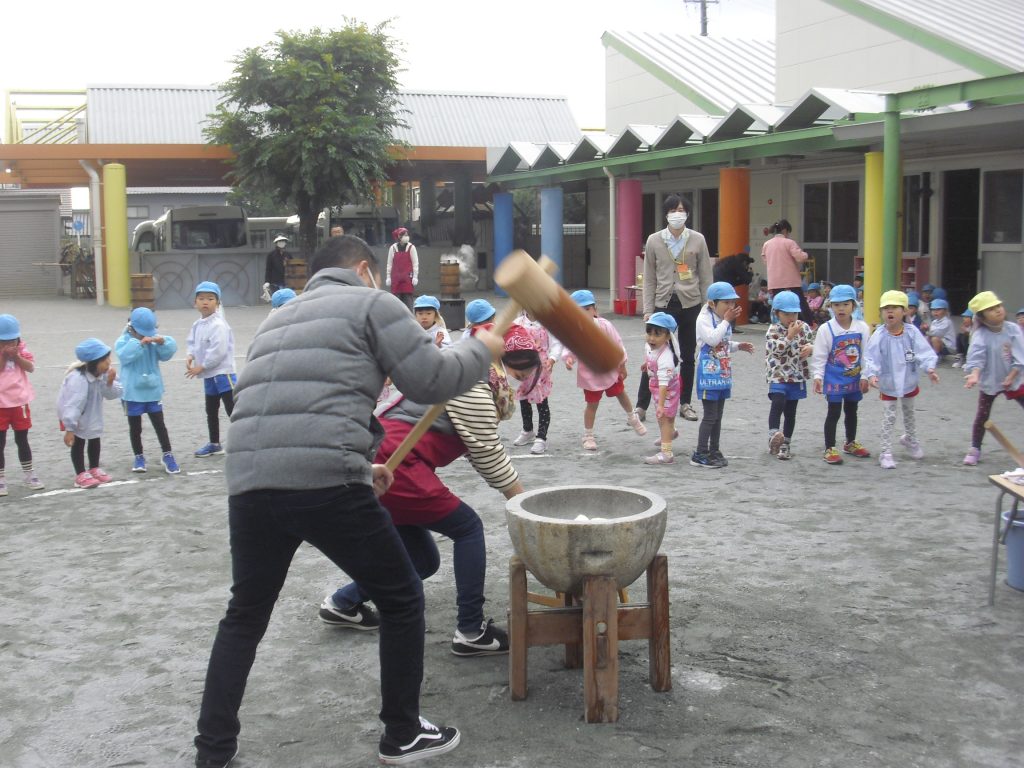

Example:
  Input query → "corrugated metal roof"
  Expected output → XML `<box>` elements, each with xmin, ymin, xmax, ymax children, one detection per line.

<box><xmin>606</xmin><ymin>31</ymin><xmax>775</xmax><ymax>113</ymax></box>
<box><xmin>86</xmin><ymin>87</ymin><xmax>579</xmax><ymax>149</ymax></box>
<box><xmin>853</xmin><ymin>0</ymin><xmax>1024</xmax><ymax>71</ymax></box>
<box><xmin>390</xmin><ymin>91</ymin><xmax>580</xmax><ymax>148</ymax></box>
<box><xmin>87</xmin><ymin>85</ymin><xmax>222</xmax><ymax>143</ymax></box>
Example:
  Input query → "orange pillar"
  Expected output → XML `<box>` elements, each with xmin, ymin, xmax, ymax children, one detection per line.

<box><xmin>718</xmin><ymin>168</ymin><xmax>751</xmax><ymax>323</ymax></box>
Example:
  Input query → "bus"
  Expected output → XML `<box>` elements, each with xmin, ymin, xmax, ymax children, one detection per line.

<box><xmin>132</xmin><ymin>205</ymin><xmax>248</xmax><ymax>252</ymax></box>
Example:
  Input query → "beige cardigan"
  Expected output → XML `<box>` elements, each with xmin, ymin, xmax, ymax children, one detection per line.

<box><xmin>642</xmin><ymin>228</ymin><xmax>713</xmax><ymax>316</ymax></box>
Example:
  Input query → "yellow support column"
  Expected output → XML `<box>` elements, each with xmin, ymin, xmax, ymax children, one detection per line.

<box><xmin>863</xmin><ymin>153</ymin><xmax>883</xmax><ymax>326</ymax></box>
<box><xmin>102</xmin><ymin>163</ymin><xmax>130</xmax><ymax>308</ymax></box>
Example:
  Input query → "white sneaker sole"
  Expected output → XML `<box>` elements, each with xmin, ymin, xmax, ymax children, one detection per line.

<box><xmin>379</xmin><ymin>730</ymin><xmax>460</xmax><ymax>765</ymax></box>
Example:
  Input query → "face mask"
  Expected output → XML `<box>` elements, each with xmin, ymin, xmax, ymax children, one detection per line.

<box><xmin>276</xmin><ymin>242</ymin><xmax>285</xmax><ymax>249</ymax></box>
<box><xmin>400</xmin><ymin>235</ymin><xmax>410</xmax><ymax>245</ymax></box>
<box><xmin>366</xmin><ymin>268</ymin><xmax>379</xmax><ymax>290</ymax></box>
<box><xmin>666</xmin><ymin>212</ymin><xmax>687</xmax><ymax>229</ymax></box>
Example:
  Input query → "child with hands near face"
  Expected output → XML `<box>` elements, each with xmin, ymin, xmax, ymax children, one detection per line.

<box><xmin>862</xmin><ymin>291</ymin><xmax>939</xmax><ymax>469</ymax></box>
<box><xmin>961</xmin><ymin>291</ymin><xmax>1024</xmax><ymax>466</ymax></box>
<box><xmin>186</xmin><ymin>281</ymin><xmax>236</xmax><ymax>458</ymax></box>
<box><xmin>690</xmin><ymin>282</ymin><xmax>755</xmax><ymax>468</ymax></box>
<box><xmin>413</xmin><ymin>295</ymin><xmax>452</xmax><ymax>348</ymax></box>
<box><xmin>0</xmin><ymin>314</ymin><xmax>44</xmax><ymax>494</ymax></box>
<box><xmin>643</xmin><ymin>312</ymin><xmax>682</xmax><ymax>465</ymax></box>
<box><xmin>563</xmin><ymin>290</ymin><xmax>646</xmax><ymax>452</ymax></box>
<box><xmin>764</xmin><ymin>291</ymin><xmax>814</xmax><ymax>460</ymax></box>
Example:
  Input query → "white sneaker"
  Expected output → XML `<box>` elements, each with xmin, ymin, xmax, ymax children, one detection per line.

<box><xmin>512</xmin><ymin>430</ymin><xmax>535</xmax><ymax>447</ymax></box>
<box><xmin>680</xmin><ymin>403</ymin><xmax>699</xmax><ymax>422</ymax></box>
<box><xmin>582</xmin><ymin>434</ymin><xmax>598</xmax><ymax>451</ymax></box>
<box><xmin>951</xmin><ymin>355</ymin><xmax>963</xmax><ymax>369</ymax></box>
<box><xmin>899</xmin><ymin>434</ymin><xmax>924</xmax><ymax>460</ymax></box>
<box><xmin>879</xmin><ymin>451</ymin><xmax>896</xmax><ymax>469</ymax></box>
<box><xmin>627</xmin><ymin>413</ymin><xmax>648</xmax><ymax>436</ymax></box>
<box><xmin>530</xmin><ymin>438</ymin><xmax>546</xmax><ymax>455</ymax></box>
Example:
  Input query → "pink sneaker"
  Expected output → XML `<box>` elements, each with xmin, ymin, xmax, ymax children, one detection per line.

<box><xmin>75</xmin><ymin>471</ymin><xmax>101</xmax><ymax>489</ymax></box>
<box><xmin>627</xmin><ymin>413</ymin><xmax>647</xmax><ymax>436</ymax></box>
<box><xmin>644</xmin><ymin>451</ymin><xmax>675</xmax><ymax>465</ymax></box>
<box><xmin>89</xmin><ymin>467</ymin><xmax>113</xmax><ymax>483</ymax></box>
<box><xmin>963</xmin><ymin>447</ymin><xmax>980</xmax><ymax>466</ymax></box>
<box><xmin>582</xmin><ymin>435</ymin><xmax>598</xmax><ymax>451</ymax></box>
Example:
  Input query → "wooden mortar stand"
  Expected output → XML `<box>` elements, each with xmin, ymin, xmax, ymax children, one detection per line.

<box><xmin>508</xmin><ymin>553</ymin><xmax>672</xmax><ymax>723</ymax></box>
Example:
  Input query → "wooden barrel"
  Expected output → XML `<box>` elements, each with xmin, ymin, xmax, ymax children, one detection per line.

<box><xmin>130</xmin><ymin>273</ymin><xmax>155</xmax><ymax>309</ymax></box>
<box><xmin>285</xmin><ymin>259</ymin><xmax>307</xmax><ymax>291</ymax></box>
<box><xmin>439</xmin><ymin>261</ymin><xmax>461</xmax><ymax>298</ymax></box>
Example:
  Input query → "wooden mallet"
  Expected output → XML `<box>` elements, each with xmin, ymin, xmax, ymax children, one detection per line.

<box><xmin>984</xmin><ymin>420</ymin><xmax>1024</xmax><ymax>468</ymax></box>
<box><xmin>384</xmin><ymin>254</ymin><xmax>560</xmax><ymax>472</ymax></box>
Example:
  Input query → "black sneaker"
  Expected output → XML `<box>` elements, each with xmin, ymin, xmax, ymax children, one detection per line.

<box><xmin>195</xmin><ymin>748</ymin><xmax>237</xmax><ymax>768</ymax></box>
<box><xmin>690</xmin><ymin>450</ymin><xmax>722</xmax><ymax>468</ymax></box>
<box><xmin>378</xmin><ymin>717</ymin><xmax>460</xmax><ymax>765</ymax></box>
<box><xmin>450</xmin><ymin>618</ymin><xmax>509</xmax><ymax>656</ymax></box>
<box><xmin>710</xmin><ymin>449</ymin><xmax>729</xmax><ymax>467</ymax></box>
<box><xmin>318</xmin><ymin>597</ymin><xmax>380</xmax><ymax>630</ymax></box>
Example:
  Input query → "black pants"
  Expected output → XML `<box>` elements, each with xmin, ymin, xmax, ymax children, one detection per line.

<box><xmin>195</xmin><ymin>484</ymin><xmax>426</xmax><ymax>763</ymax></box>
<box><xmin>128</xmin><ymin>411</ymin><xmax>172</xmax><ymax>455</ymax></box>
<box><xmin>824</xmin><ymin>399</ymin><xmax>859</xmax><ymax>449</ymax></box>
<box><xmin>637</xmin><ymin>298</ymin><xmax>700</xmax><ymax>409</ymax></box>
<box><xmin>206</xmin><ymin>392</ymin><xmax>234</xmax><ymax>444</ymax></box>
<box><xmin>520</xmin><ymin>399</ymin><xmax>551</xmax><ymax>440</ymax></box>
<box><xmin>70</xmin><ymin>436</ymin><xmax>101</xmax><ymax>474</ymax></box>
<box><xmin>0</xmin><ymin>428</ymin><xmax>31</xmax><ymax>470</ymax></box>
<box><xmin>768</xmin><ymin>394</ymin><xmax>799</xmax><ymax>439</ymax></box>
<box><xmin>697</xmin><ymin>398</ymin><xmax>726</xmax><ymax>453</ymax></box>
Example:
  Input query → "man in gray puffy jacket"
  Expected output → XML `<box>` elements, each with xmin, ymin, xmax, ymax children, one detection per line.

<box><xmin>193</xmin><ymin>235</ymin><xmax>505</xmax><ymax>768</ymax></box>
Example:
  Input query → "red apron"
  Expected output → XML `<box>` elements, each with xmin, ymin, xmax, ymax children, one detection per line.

<box><xmin>391</xmin><ymin>247</ymin><xmax>414</xmax><ymax>294</ymax></box>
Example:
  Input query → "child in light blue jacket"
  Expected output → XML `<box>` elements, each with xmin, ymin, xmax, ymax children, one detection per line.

<box><xmin>186</xmin><ymin>281</ymin><xmax>236</xmax><ymax>457</ymax></box>
<box><xmin>57</xmin><ymin>338</ymin><xmax>123</xmax><ymax>488</ymax></box>
<box><xmin>115</xmin><ymin>307</ymin><xmax>179</xmax><ymax>475</ymax></box>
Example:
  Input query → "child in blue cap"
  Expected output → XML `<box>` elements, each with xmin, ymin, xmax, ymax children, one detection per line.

<box><xmin>461</xmin><ymin>299</ymin><xmax>495</xmax><ymax>341</ymax></box>
<box><xmin>270</xmin><ymin>287</ymin><xmax>297</xmax><ymax>311</ymax></box>
<box><xmin>765</xmin><ymin>291</ymin><xmax>814</xmax><ymax>460</ymax></box>
<box><xmin>925</xmin><ymin>298</ymin><xmax>955</xmax><ymax>361</ymax></box>
<box><xmin>643</xmin><ymin>311</ymin><xmax>681</xmax><ymax>464</ymax></box>
<box><xmin>690</xmin><ymin>282</ymin><xmax>755</xmax><ymax>467</ymax></box>
<box><xmin>564</xmin><ymin>289</ymin><xmax>646</xmax><ymax>451</ymax></box>
<box><xmin>56</xmin><ymin>338</ymin><xmax>123</xmax><ymax>488</ymax></box>
<box><xmin>0</xmin><ymin>314</ymin><xmax>44</xmax><ymax>495</ymax></box>
<box><xmin>414</xmin><ymin>295</ymin><xmax>452</xmax><ymax>348</ymax></box>
<box><xmin>186</xmin><ymin>281</ymin><xmax>236</xmax><ymax>457</ymax></box>
<box><xmin>115</xmin><ymin>307</ymin><xmax>180</xmax><ymax>474</ymax></box>
<box><xmin>953</xmin><ymin>308</ymin><xmax>973</xmax><ymax>368</ymax></box>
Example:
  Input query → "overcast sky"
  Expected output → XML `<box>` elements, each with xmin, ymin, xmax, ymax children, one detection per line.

<box><xmin>5</xmin><ymin>0</ymin><xmax>774</xmax><ymax>131</ymax></box>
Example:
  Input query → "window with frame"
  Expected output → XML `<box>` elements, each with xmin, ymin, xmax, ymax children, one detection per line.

<box><xmin>802</xmin><ymin>180</ymin><xmax>860</xmax><ymax>283</ymax></box>
<box><xmin>126</xmin><ymin>206</ymin><xmax>150</xmax><ymax>218</ymax></box>
<box><xmin>982</xmin><ymin>169</ymin><xmax>1023</xmax><ymax>244</ymax></box>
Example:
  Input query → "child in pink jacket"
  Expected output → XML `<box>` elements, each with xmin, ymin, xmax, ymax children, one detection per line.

<box><xmin>0</xmin><ymin>314</ymin><xmax>44</xmax><ymax>495</ymax></box>
<box><xmin>563</xmin><ymin>290</ymin><xmax>646</xmax><ymax>451</ymax></box>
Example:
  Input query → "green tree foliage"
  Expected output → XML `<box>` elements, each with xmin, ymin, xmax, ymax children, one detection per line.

<box><xmin>206</xmin><ymin>22</ymin><xmax>404</xmax><ymax>254</ymax></box>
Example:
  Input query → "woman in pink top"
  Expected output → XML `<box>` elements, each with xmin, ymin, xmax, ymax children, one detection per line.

<box><xmin>761</xmin><ymin>219</ymin><xmax>814</xmax><ymax>325</ymax></box>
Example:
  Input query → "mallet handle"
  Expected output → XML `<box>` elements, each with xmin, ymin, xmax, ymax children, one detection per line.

<box><xmin>984</xmin><ymin>420</ymin><xmax>1024</xmax><ymax>468</ymax></box>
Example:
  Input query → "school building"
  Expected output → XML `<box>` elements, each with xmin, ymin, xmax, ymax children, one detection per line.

<box><xmin>486</xmin><ymin>0</ymin><xmax>1024</xmax><ymax>322</ymax></box>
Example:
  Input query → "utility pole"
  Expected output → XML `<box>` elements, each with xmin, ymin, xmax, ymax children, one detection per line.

<box><xmin>684</xmin><ymin>0</ymin><xmax>720</xmax><ymax>36</ymax></box>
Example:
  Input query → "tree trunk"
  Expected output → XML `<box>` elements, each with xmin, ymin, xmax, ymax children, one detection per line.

<box><xmin>295</xmin><ymin>194</ymin><xmax>320</xmax><ymax>258</ymax></box>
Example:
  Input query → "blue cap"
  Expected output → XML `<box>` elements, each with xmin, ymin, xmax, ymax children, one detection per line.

<box><xmin>963</xmin><ymin>308</ymin><xmax>974</xmax><ymax>318</ymax></box>
<box><xmin>271</xmin><ymin>288</ymin><xmax>297</xmax><ymax>308</ymax></box>
<box><xmin>570</xmin><ymin>290</ymin><xmax>596</xmax><ymax>308</ymax></box>
<box><xmin>646</xmin><ymin>311</ymin><xmax>678</xmax><ymax>332</ymax></box>
<box><xmin>465</xmin><ymin>299</ymin><xmax>496</xmax><ymax>324</ymax></box>
<box><xmin>931</xmin><ymin>287</ymin><xmax>947</xmax><ymax>301</ymax></box>
<box><xmin>930</xmin><ymin>298</ymin><xmax>949</xmax><ymax>310</ymax></box>
<box><xmin>195</xmin><ymin>281</ymin><xmax>221</xmax><ymax>299</ymax></box>
<box><xmin>1017</xmin><ymin>308</ymin><xmax>1024</xmax><ymax>316</ymax></box>
<box><xmin>906</xmin><ymin>291</ymin><xmax>920</xmax><ymax>307</ymax></box>
<box><xmin>806</xmin><ymin>282</ymin><xmax>820</xmax><ymax>291</ymax></box>
<box><xmin>707</xmin><ymin>282</ymin><xmax>739</xmax><ymax>301</ymax></box>
<box><xmin>921</xmin><ymin>283</ymin><xmax>935</xmax><ymax>293</ymax></box>
<box><xmin>0</xmin><ymin>314</ymin><xmax>20</xmax><ymax>341</ymax></box>
<box><xmin>771</xmin><ymin>290</ymin><xmax>801</xmax><ymax>314</ymax></box>
<box><xmin>129</xmin><ymin>307</ymin><xmax>158</xmax><ymax>336</ymax></box>
<box><xmin>413</xmin><ymin>295</ymin><xmax>441</xmax><ymax>312</ymax></box>
<box><xmin>829</xmin><ymin>284</ymin><xmax>857</xmax><ymax>303</ymax></box>
<box><xmin>75</xmin><ymin>337</ymin><xmax>111</xmax><ymax>363</ymax></box>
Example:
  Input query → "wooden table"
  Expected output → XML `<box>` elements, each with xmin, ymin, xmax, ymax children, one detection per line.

<box><xmin>987</xmin><ymin>474</ymin><xmax>1024</xmax><ymax>605</ymax></box>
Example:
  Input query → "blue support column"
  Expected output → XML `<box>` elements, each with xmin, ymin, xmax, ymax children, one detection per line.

<box><xmin>493</xmin><ymin>191</ymin><xmax>514</xmax><ymax>298</ymax></box>
<box><xmin>540</xmin><ymin>187</ymin><xmax>564</xmax><ymax>282</ymax></box>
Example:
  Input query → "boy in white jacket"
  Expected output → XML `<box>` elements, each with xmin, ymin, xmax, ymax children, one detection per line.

<box><xmin>186</xmin><ymin>281</ymin><xmax>236</xmax><ymax>457</ymax></box>
<box><xmin>863</xmin><ymin>290</ymin><xmax>938</xmax><ymax>469</ymax></box>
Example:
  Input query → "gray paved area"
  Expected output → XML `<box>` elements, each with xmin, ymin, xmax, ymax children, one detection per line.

<box><xmin>1</xmin><ymin>292</ymin><xmax>1022</xmax><ymax>768</ymax></box>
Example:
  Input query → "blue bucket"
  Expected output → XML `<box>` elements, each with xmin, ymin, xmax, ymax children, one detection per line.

<box><xmin>1001</xmin><ymin>509</ymin><xmax>1024</xmax><ymax>591</ymax></box>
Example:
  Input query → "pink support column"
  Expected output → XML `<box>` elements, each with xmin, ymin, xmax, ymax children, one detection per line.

<box><xmin>616</xmin><ymin>179</ymin><xmax>643</xmax><ymax>306</ymax></box>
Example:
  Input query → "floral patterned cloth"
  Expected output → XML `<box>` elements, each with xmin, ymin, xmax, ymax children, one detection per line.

<box><xmin>765</xmin><ymin>320</ymin><xmax>813</xmax><ymax>383</ymax></box>
<box><xmin>512</xmin><ymin>315</ymin><xmax>562</xmax><ymax>404</ymax></box>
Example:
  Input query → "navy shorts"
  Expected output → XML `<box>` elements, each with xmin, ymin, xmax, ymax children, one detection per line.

<box><xmin>204</xmin><ymin>373</ymin><xmax>237</xmax><ymax>396</ymax></box>
<box><xmin>124</xmin><ymin>400</ymin><xmax>164</xmax><ymax>417</ymax></box>
<box><xmin>768</xmin><ymin>381</ymin><xmax>807</xmax><ymax>400</ymax></box>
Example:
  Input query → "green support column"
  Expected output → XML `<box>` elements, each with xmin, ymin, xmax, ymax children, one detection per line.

<box><xmin>882</xmin><ymin>97</ymin><xmax>901</xmax><ymax>292</ymax></box>
<box><xmin>863</xmin><ymin>152</ymin><xmax>884</xmax><ymax>326</ymax></box>
<box><xmin>102</xmin><ymin>163</ymin><xmax>130</xmax><ymax>307</ymax></box>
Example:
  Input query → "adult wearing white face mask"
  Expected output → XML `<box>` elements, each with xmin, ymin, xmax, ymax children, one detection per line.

<box><xmin>263</xmin><ymin>235</ymin><xmax>293</xmax><ymax>297</ymax></box>
<box><xmin>637</xmin><ymin>194</ymin><xmax>713</xmax><ymax>423</ymax></box>
<box><xmin>386</xmin><ymin>227</ymin><xmax>419</xmax><ymax>311</ymax></box>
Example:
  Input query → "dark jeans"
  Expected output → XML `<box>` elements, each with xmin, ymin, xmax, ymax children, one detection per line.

<box><xmin>697</xmin><ymin>398</ymin><xmax>726</xmax><ymax>453</ymax></box>
<box><xmin>194</xmin><ymin>484</ymin><xmax>425</xmax><ymax>763</ymax></box>
<box><xmin>332</xmin><ymin>501</ymin><xmax>486</xmax><ymax>635</ymax></box>
<box><xmin>637</xmin><ymin>298</ymin><xmax>700</xmax><ymax>409</ymax></box>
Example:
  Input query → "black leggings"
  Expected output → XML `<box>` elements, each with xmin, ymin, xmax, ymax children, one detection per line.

<box><xmin>697</xmin><ymin>398</ymin><xmax>726</xmax><ymax>453</ymax></box>
<box><xmin>520</xmin><ymin>399</ymin><xmax>551</xmax><ymax>441</ymax></box>
<box><xmin>0</xmin><ymin>429</ymin><xmax>32</xmax><ymax>470</ymax></box>
<box><xmin>971</xmin><ymin>391</ymin><xmax>1024</xmax><ymax>448</ymax></box>
<box><xmin>824</xmin><ymin>399</ymin><xmax>859</xmax><ymax>449</ymax></box>
<box><xmin>206</xmin><ymin>392</ymin><xmax>235</xmax><ymax>444</ymax></box>
<box><xmin>71</xmin><ymin>436</ymin><xmax>101</xmax><ymax>474</ymax></box>
<box><xmin>768</xmin><ymin>394</ymin><xmax>799</xmax><ymax>439</ymax></box>
<box><xmin>129</xmin><ymin>411</ymin><xmax>172</xmax><ymax>455</ymax></box>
